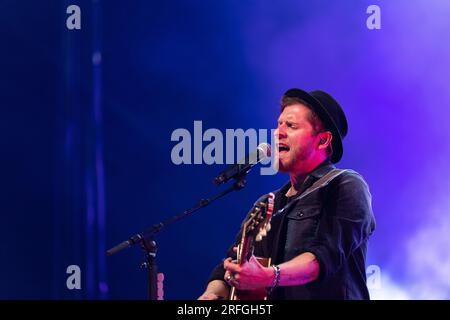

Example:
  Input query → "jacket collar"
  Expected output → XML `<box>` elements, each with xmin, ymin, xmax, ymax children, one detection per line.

<box><xmin>277</xmin><ymin>159</ymin><xmax>336</xmax><ymax>196</ymax></box>
<box><xmin>309</xmin><ymin>159</ymin><xmax>335</xmax><ymax>179</ymax></box>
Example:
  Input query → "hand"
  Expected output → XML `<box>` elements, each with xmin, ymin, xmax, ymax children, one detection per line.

<box><xmin>198</xmin><ymin>280</ymin><xmax>229</xmax><ymax>300</ymax></box>
<box><xmin>198</xmin><ymin>292</ymin><xmax>224</xmax><ymax>300</ymax></box>
<box><xmin>223</xmin><ymin>254</ymin><xmax>274</xmax><ymax>290</ymax></box>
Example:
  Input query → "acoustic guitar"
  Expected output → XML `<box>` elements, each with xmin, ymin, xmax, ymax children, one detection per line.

<box><xmin>229</xmin><ymin>192</ymin><xmax>275</xmax><ymax>300</ymax></box>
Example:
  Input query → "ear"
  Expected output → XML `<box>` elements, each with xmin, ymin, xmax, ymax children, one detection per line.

<box><xmin>317</xmin><ymin>131</ymin><xmax>332</xmax><ymax>150</ymax></box>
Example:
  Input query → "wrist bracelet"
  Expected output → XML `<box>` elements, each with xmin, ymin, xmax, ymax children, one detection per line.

<box><xmin>268</xmin><ymin>265</ymin><xmax>281</xmax><ymax>294</ymax></box>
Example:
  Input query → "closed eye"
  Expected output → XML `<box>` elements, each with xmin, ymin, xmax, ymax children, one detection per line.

<box><xmin>277</xmin><ymin>121</ymin><xmax>297</xmax><ymax>129</ymax></box>
<box><xmin>286</xmin><ymin>121</ymin><xmax>297</xmax><ymax>129</ymax></box>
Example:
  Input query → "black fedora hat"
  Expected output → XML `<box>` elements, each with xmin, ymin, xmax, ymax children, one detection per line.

<box><xmin>283</xmin><ymin>88</ymin><xmax>348</xmax><ymax>163</ymax></box>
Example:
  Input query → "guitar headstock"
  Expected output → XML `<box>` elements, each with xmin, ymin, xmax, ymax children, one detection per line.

<box><xmin>242</xmin><ymin>193</ymin><xmax>275</xmax><ymax>243</ymax></box>
<box><xmin>256</xmin><ymin>193</ymin><xmax>274</xmax><ymax>242</ymax></box>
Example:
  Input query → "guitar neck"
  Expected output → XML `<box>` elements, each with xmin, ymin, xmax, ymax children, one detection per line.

<box><xmin>236</xmin><ymin>237</ymin><xmax>253</xmax><ymax>265</ymax></box>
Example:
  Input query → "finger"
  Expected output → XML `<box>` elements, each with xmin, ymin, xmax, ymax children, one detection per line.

<box><xmin>224</xmin><ymin>261</ymin><xmax>241</xmax><ymax>273</ymax></box>
<box><xmin>223</xmin><ymin>257</ymin><xmax>233</xmax><ymax>269</ymax></box>
<box><xmin>223</xmin><ymin>258</ymin><xmax>236</xmax><ymax>268</ymax></box>
<box><xmin>224</xmin><ymin>271</ymin><xmax>235</xmax><ymax>286</ymax></box>
<box><xmin>233</xmin><ymin>247</ymin><xmax>238</xmax><ymax>253</ymax></box>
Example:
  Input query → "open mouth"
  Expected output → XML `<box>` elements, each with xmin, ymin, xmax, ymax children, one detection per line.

<box><xmin>278</xmin><ymin>144</ymin><xmax>290</xmax><ymax>154</ymax></box>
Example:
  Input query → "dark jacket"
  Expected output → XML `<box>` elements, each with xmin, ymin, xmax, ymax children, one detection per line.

<box><xmin>208</xmin><ymin>161</ymin><xmax>376</xmax><ymax>299</ymax></box>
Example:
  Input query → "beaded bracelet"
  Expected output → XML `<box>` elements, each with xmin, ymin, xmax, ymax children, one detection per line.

<box><xmin>268</xmin><ymin>265</ymin><xmax>281</xmax><ymax>294</ymax></box>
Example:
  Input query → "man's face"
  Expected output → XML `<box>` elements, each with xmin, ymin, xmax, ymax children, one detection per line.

<box><xmin>274</xmin><ymin>104</ymin><xmax>320</xmax><ymax>174</ymax></box>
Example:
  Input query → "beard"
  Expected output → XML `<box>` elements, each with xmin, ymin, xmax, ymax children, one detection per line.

<box><xmin>276</xmin><ymin>144</ymin><xmax>315</xmax><ymax>174</ymax></box>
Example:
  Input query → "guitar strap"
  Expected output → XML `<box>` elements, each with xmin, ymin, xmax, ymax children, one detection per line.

<box><xmin>273</xmin><ymin>168</ymin><xmax>349</xmax><ymax>217</ymax></box>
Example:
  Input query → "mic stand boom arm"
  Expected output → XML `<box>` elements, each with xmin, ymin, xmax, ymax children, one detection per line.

<box><xmin>106</xmin><ymin>175</ymin><xmax>248</xmax><ymax>300</ymax></box>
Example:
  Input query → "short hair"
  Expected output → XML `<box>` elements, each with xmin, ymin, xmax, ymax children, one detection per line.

<box><xmin>280</xmin><ymin>96</ymin><xmax>324</xmax><ymax>135</ymax></box>
<box><xmin>280</xmin><ymin>96</ymin><xmax>333</xmax><ymax>157</ymax></box>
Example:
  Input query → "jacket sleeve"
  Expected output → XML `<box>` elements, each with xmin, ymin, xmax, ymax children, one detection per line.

<box><xmin>303</xmin><ymin>171</ymin><xmax>376</xmax><ymax>281</ymax></box>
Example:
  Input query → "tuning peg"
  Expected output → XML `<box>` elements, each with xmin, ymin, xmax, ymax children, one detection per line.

<box><xmin>266</xmin><ymin>222</ymin><xmax>271</xmax><ymax>232</ymax></box>
<box><xmin>256</xmin><ymin>234</ymin><xmax>262</xmax><ymax>242</ymax></box>
<box><xmin>260</xmin><ymin>228</ymin><xmax>267</xmax><ymax>237</ymax></box>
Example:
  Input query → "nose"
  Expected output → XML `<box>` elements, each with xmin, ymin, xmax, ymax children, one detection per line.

<box><xmin>275</xmin><ymin>123</ymin><xmax>286</xmax><ymax>139</ymax></box>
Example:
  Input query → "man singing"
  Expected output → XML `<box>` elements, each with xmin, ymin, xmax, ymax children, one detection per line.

<box><xmin>199</xmin><ymin>88</ymin><xmax>376</xmax><ymax>300</ymax></box>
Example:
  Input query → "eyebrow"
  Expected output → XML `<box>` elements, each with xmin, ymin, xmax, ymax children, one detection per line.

<box><xmin>277</xmin><ymin>116</ymin><xmax>302</xmax><ymax>125</ymax></box>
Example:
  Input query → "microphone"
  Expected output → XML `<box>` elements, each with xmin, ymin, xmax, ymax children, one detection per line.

<box><xmin>213</xmin><ymin>143</ymin><xmax>271</xmax><ymax>186</ymax></box>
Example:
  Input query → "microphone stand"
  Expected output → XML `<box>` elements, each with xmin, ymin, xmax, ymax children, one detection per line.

<box><xmin>106</xmin><ymin>175</ymin><xmax>248</xmax><ymax>300</ymax></box>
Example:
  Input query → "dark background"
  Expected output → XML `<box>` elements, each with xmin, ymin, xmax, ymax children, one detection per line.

<box><xmin>2</xmin><ymin>1</ymin><xmax>450</xmax><ymax>299</ymax></box>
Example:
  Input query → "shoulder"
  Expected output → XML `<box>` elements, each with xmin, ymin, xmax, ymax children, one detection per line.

<box><xmin>333</xmin><ymin>169</ymin><xmax>370</xmax><ymax>188</ymax></box>
<box><xmin>328</xmin><ymin>169</ymin><xmax>375</xmax><ymax>230</ymax></box>
<box><xmin>330</xmin><ymin>169</ymin><xmax>372</xmax><ymax>200</ymax></box>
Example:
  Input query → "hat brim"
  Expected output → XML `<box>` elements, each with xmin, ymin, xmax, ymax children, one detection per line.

<box><xmin>283</xmin><ymin>89</ymin><xmax>343</xmax><ymax>163</ymax></box>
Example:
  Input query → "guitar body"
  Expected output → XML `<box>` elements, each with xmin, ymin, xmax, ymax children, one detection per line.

<box><xmin>229</xmin><ymin>257</ymin><xmax>271</xmax><ymax>300</ymax></box>
<box><xmin>227</xmin><ymin>193</ymin><xmax>275</xmax><ymax>301</ymax></box>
